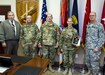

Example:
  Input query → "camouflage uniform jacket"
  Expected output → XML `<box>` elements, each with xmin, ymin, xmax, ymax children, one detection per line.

<box><xmin>85</xmin><ymin>22</ymin><xmax>105</xmax><ymax>49</ymax></box>
<box><xmin>60</xmin><ymin>27</ymin><xmax>78</xmax><ymax>50</ymax></box>
<box><xmin>20</xmin><ymin>24</ymin><xmax>39</xmax><ymax>45</ymax></box>
<box><xmin>40</xmin><ymin>21</ymin><xmax>60</xmax><ymax>46</ymax></box>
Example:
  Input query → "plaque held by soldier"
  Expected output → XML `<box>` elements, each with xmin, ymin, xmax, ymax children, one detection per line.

<box><xmin>72</xmin><ymin>36</ymin><xmax>81</xmax><ymax>46</ymax></box>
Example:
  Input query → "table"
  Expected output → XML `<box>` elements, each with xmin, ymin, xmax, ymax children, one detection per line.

<box><xmin>0</xmin><ymin>55</ymin><xmax>49</xmax><ymax>75</ymax></box>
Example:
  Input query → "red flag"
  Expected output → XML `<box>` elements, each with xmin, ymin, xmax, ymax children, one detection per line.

<box><xmin>101</xmin><ymin>1</ymin><xmax>105</xmax><ymax>51</ymax></box>
<box><xmin>61</xmin><ymin>0</ymin><xmax>68</xmax><ymax>27</ymax></box>
<box><xmin>82</xmin><ymin>0</ymin><xmax>91</xmax><ymax>46</ymax></box>
<box><xmin>101</xmin><ymin>1</ymin><xmax>105</xmax><ymax>30</ymax></box>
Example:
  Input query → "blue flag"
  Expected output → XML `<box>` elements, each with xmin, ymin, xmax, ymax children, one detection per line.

<box><xmin>41</xmin><ymin>0</ymin><xmax>47</xmax><ymax>24</ymax></box>
<box><xmin>72</xmin><ymin>0</ymin><xmax>79</xmax><ymax>33</ymax></box>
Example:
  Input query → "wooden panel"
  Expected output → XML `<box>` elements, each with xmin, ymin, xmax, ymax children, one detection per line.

<box><xmin>0</xmin><ymin>5</ymin><xmax>11</xmax><ymax>19</ymax></box>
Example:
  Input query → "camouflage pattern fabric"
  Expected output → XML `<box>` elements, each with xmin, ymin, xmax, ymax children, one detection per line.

<box><xmin>60</xmin><ymin>27</ymin><xmax>78</xmax><ymax>68</ymax></box>
<box><xmin>85</xmin><ymin>22</ymin><xmax>105</xmax><ymax>75</ymax></box>
<box><xmin>40</xmin><ymin>21</ymin><xmax>60</xmax><ymax>63</ymax></box>
<box><xmin>20</xmin><ymin>24</ymin><xmax>39</xmax><ymax>57</ymax></box>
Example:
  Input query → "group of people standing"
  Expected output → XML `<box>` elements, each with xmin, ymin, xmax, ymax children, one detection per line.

<box><xmin>0</xmin><ymin>11</ymin><xmax>104</xmax><ymax>75</ymax></box>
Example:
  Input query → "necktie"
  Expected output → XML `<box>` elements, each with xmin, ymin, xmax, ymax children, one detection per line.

<box><xmin>11</xmin><ymin>20</ymin><xmax>16</xmax><ymax>36</ymax></box>
<box><xmin>11</xmin><ymin>20</ymin><xmax>14</xmax><ymax>26</ymax></box>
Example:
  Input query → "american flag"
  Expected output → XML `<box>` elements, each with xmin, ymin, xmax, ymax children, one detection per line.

<box><xmin>41</xmin><ymin>0</ymin><xmax>47</xmax><ymax>24</ymax></box>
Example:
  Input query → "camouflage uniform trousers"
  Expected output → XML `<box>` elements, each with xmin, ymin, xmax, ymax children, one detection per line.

<box><xmin>63</xmin><ymin>50</ymin><xmax>76</xmax><ymax>68</ymax></box>
<box><xmin>86</xmin><ymin>49</ymin><xmax>101</xmax><ymax>75</ymax></box>
<box><xmin>23</xmin><ymin>44</ymin><xmax>37</xmax><ymax>57</ymax></box>
<box><xmin>42</xmin><ymin>45</ymin><xmax>56</xmax><ymax>64</ymax></box>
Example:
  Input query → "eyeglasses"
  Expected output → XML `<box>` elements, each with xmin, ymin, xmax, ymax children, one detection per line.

<box><xmin>90</xmin><ymin>15</ymin><xmax>95</xmax><ymax>16</ymax></box>
<box><xmin>67</xmin><ymin>21</ymin><xmax>72</xmax><ymax>22</ymax></box>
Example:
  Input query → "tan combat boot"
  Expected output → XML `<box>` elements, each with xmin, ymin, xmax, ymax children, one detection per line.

<box><xmin>68</xmin><ymin>68</ymin><xmax>72</xmax><ymax>75</ymax></box>
<box><xmin>63</xmin><ymin>68</ymin><xmax>68</xmax><ymax>75</ymax></box>
<box><xmin>83</xmin><ymin>69</ymin><xmax>90</xmax><ymax>75</ymax></box>
<box><xmin>49</xmin><ymin>65</ymin><xmax>55</xmax><ymax>73</ymax></box>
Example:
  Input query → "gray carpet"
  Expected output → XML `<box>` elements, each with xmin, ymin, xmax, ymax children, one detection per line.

<box><xmin>43</xmin><ymin>70</ymin><xmax>81</xmax><ymax>75</ymax></box>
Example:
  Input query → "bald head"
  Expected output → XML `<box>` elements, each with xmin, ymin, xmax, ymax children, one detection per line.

<box><xmin>26</xmin><ymin>15</ymin><xmax>32</xmax><ymax>23</ymax></box>
<box><xmin>89</xmin><ymin>11</ymin><xmax>96</xmax><ymax>22</ymax></box>
<box><xmin>46</xmin><ymin>12</ymin><xmax>52</xmax><ymax>17</ymax></box>
<box><xmin>90</xmin><ymin>11</ymin><xmax>96</xmax><ymax>16</ymax></box>
<box><xmin>46</xmin><ymin>12</ymin><xmax>53</xmax><ymax>22</ymax></box>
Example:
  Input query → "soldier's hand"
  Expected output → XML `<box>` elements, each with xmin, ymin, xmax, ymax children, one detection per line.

<box><xmin>38</xmin><ymin>43</ymin><xmax>42</xmax><ymax>48</ymax></box>
<box><xmin>2</xmin><ymin>42</ymin><xmax>6</xmax><ymax>47</ymax></box>
<box><xmin>55</xmin><ymin>42</ymin><xmax>59</xmax><ymax>48</ymax></box>
<box><xmin>94</xmin><ymin>47</ymin><xmax>99</xmax><ymax>52</ymax></box>
<box><xmin>22</xmin><ymin>44</ymin><xmax>28</xmax><ymax>48</ymax></box>
<box><xmin>60</xmin><ymin>49</ymin><xmax>63</xmax><ymax>52</ymax></box>
<box><xmin>33</xmin><ymin>43</ymin><xmax>37</xmax><ymax>48</ymax></box>
<box><xmin>22</xmin><ymin>44</ymin><xmax>25</xmax><ymax>48</ymax></box>
<box><xmin>75</xmin><ymin>45</ymin><xmax>80</xmax><ymax>48</ymax></box>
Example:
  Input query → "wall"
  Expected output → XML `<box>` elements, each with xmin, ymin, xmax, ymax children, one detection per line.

<box><xmin>0</xmin><ymin>0</ymin><xmax>104</xmax><ymax>36</ymax></box>
<box><xmin>0</xmin><ymin>0</ymin><xmax>17</xmax><ymax>20</ymax></box>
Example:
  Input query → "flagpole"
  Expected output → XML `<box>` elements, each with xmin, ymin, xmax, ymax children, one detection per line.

<box><xmin>57</xmin><ymin>52</ymin><xmax>64</xmax><ymax>72</ymax></box>
<box><xmin>26</xmin><ymin>2</ymin><xmax>28</xmax><ymax>23</ymax></box>
<box><xmin>58</xmin><ymin>53</ymin><xmax>62</xmax><ymax>72</ymax></box>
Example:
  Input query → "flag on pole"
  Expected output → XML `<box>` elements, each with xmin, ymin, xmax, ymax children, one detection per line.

<box><xmin>59</xmin><ymin>53</ymin><xmax>63</xmax><ymax>64</ymax></box>
<box><xmin>68</xmin><ymin>0</ymin><xmax>71</xmax><ymax>18</ymax></box>
<box><xmin>71</xmin><ymin>0</ymin><xmax>79</xmax><ymax>33</ymax></box>
<box><xmin>82</xmin><ymin>0</ymin><xmax>91</xmax><ymax>46</ymax></box>
<box><xmin>41</xmin><ymin>0</ymin><xmax>47</xmax><ymax>24</ymax></box>
<box><xmin>101</xmin><ymin>1</ymin><xmax>105</xmax><ymax>52</ymax></box>
<box><xmin>61</xmin><ymin>0</ymin><xmax>68</xmax><ymax>27</ymax></box>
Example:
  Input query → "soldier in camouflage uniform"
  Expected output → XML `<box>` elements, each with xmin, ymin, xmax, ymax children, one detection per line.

<box><xmin>60</xmin><ymin>18</ymin><xmax>78</xmax><ymax>75</ymax></box>
<box><xmin>85</xmin><ymin>12</ymin><xmax>105</xmax><ymax>75</ymax></box>
<box><xmin>20</xmin><ymin>15</ymin><xmax>39</xmax><ymax>57</ymax></box>
<box><xmin>39</xmin><ymin>13</ymin><xmax>60</xmax><ymax>72</ymax></box>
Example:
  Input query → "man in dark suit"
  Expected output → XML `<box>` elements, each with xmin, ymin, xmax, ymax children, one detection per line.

<box><xmin>0</xmin><ymin>11</ymin><xmax>21</xmax><ymax>55</ymax></box>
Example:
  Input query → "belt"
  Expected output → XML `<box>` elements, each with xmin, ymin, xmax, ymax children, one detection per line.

<box><xmin>5</xmin><ymin>39</ymin><xmax>19</xmax><ymax>41</ymax></box>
